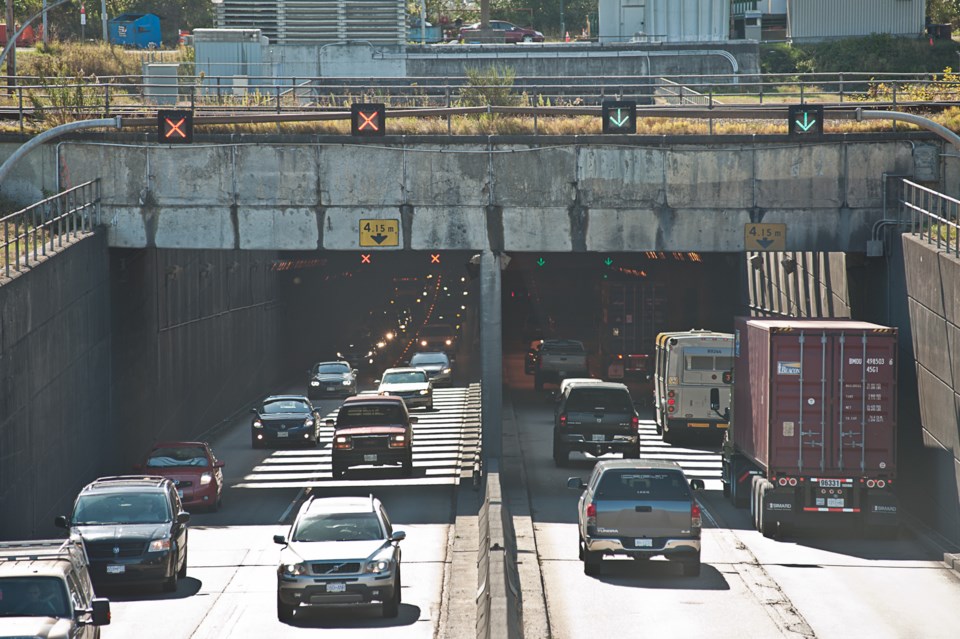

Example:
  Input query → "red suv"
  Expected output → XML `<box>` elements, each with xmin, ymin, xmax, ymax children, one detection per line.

<box><xmin>327</xmin><ymin>395</ymin><xmax>416</xmax><ymax>479</ymax></box>
<box><xmin>459</xmin><ymin>20</ymin><xmax>544</xmax><ymax>43</ymax></box>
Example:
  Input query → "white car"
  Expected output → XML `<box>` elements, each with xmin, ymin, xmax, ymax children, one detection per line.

<box><xmin>376</xmin><ymin>367</ymin><xmax>433</xmax><ymax>411</ymax></box>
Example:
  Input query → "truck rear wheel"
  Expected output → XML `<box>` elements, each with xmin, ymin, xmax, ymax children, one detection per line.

<box><xmin>553</xmin><ymin>439</ymin><xmax>568</xmax><ymax>467</ymax></box>
<box><xmin>759</xmin><ymin>483</ymin><xmax>776</xmax><ymax>539</ymax></box>
<box><xmin>534</xmin><ymin>374</ymin><xmax>543</xmax><ymax>391</ymax></box>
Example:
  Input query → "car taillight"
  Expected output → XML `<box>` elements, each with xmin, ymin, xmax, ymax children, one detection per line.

<box><xmin>586</xmin><ymin>502</ymin><xmax>596</xmax><ymax>525</ymax></box>
<box><xmin>691</xmin><ymin>502</ymin><xmax>702</xmax><ymax>528</ymax></box>
<box><xmin>559</xmin><ymin>414</ymin><xmax>567</xmax><ymax>428</ymax></box>
<box><xmin>630</xmin><ymin>415</ymin><xmax>639</xmax><ymax>431</ymax></box>
<box><xmin>389</xmin><ymin>434</ymin><xmax>408</xmax><ymax>448</ymax></box>
<box><xmin>334</xmin><ymin>435</ymin><xmax>353</xmax><ymax>450</ymax></box>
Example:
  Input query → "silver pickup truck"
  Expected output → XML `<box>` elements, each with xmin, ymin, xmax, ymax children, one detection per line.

<box><xmin>534</xmin><ymin>339</ymin><xmax>589</xmax><ymax>391</ymax></box>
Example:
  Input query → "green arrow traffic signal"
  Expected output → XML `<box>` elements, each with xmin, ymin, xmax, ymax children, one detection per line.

<box><xmin>604</xmin><ymin>257</ymin><xmax>614</xmax><ymax>267</ymax></box>
<box><xmin>787</xmin><ymin>104</ymin><xmax>824</xmax><ymax>137</ymax></box>
<box><xmin>602</xmin><ymin>100</ymin><xmax>637</xmax><ymax>134</ymax></box>
<box><xmin>536</xmin><ymin>257</ymin><xmax>546</xmax><ymax>267</ymax></box>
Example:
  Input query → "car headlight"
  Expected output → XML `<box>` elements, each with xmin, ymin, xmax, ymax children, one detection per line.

<box><xmin>442</xmin><ymin>368</ymin><xmax>451</xmax><ymax>374</ymax></box>
<box><xmin>342</xmin><ymin>379</ymin><xmax>352</xmax><ymax>386</ymax></box>
<box><xmin>149</xmin><ymin>538</ymin><xmax>171</xmax><ymax>552</ymax></box>
<box><xmin>253</xmin><ymin>420</ymin><xmax>263</xmax><ymax>429</ymax></box>
<box><xmin>304</xmin><ymin>418</ymin><xmax>314</xmax><ymax>427</ymax></box>
<box><xmin>282</xmin><ymin>563</ymin><xmax>308</xmax><ymax>576</ymax></box>
<box><xmin>445</xmin><ymin>339</ymin><xmax>453</xmax><ymax>346</ymax></box>
<box><xmin>419</xmin><ymin>389</ymin><xmax>429</xmax><ymax>395</ymax></box>
<box><xmin>364</xmin><ymin>558</ymin><xmax>393</xmax><ymax>574</ymax></box>
<box><xmin>310</xmin><ymin>380</ymin><xmax>320</xmax><ymax>386</ymax></box>
<box><xmin>200</xmin><ymin>472</ymin><xmax>213</xmax><ymax>486</ymax></box>
<box><xmin>420</xmin><ymin>340</ymin><xmax>428</xmax><ymax>346</ymax></box>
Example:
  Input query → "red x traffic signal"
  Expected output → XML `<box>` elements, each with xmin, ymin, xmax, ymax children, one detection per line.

<box><xmin>351</xmin><ymin>103</ymin><xmax>386</xmax><ymax>137</ymax></box>
<box><xmin>158</xmin><ymin>109</ymin><xmax>193</xmax><ymax>144</ymax></box>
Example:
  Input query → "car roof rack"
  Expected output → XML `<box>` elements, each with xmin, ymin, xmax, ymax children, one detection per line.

<box><xmin>87</xmin><ymin>475</ymin><xmax>168</xmax><ymax>488</ymax></box>
<box><xmin>0</xmin><ymin>538</ymin><xmax>89</xmax><ymax>566</ymax></box>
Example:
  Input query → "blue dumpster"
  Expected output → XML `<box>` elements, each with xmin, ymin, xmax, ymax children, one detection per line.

<box><xmin>109</xmin><ymin>13</ymin><xmax>161</xmax><ymax>48</ymax></box>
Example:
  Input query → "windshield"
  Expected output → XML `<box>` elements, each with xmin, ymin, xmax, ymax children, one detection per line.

<box><xmin>597</xmin><ymin>471</ymin><xmax>690</xmax><ymax>501</ymax></box>
<box><xmin>0</xmin><ymin>577</ymin><xmax>71</xmax><ymax>618</ymax></box>
<box><xmin>292</xmin><ymin>512</ymin><xmax>384</xmax><ymax>542</ymax></box>
<box><xmin>410</xmin><ymin>354</ymin><xmax>448</xmax><ymax>367</ymax></box>
<box><xmin>419</xmin><ymin>325</ymin><xmax>454</xmax><ymax>337</ymax></box>
<box><xmin>316</xmin><ymin>363</ymin><xmax>349</xmax><ymax>375</ymax></box>
<box><xmin>262</xmin><ymin>399</ymin><xmax>310</xmax><ymax>414</ymax></box>
<box><xmin>146</xmin><ymin>446</ymin><xmax>208</xmax><ymax>468</ymax></box>
<box><xmin>382</xmin><ymin>371</ymin><xmax>428</xmax><ymax>385</ymax></box>
<box><xmin>72</xmin><ymin>492</ymin><xmax>172</xmax><ymax>525</ymax></box>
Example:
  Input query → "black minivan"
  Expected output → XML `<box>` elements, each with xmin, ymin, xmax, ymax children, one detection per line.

<box><xmin>553</xmin><ymin>381</ymin><xmax>640</xmax><ymax>466</ymax></box>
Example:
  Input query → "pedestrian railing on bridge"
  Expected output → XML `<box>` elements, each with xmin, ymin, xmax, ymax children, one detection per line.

<box><xmin>1</xmin><ymin>179</ymin><xmax>101</xmax><ymax>279</ymax></box>
<box><xmin>902</xmin><ymin>180</ymin><xmax>960</xmax><ymax>257</ymax></box>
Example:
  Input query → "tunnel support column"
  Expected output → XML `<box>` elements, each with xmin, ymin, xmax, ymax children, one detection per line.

<box><xmin>480</xmin><ymin>249</ymin><xmax>503</xmax><ymax>464</ymax></box>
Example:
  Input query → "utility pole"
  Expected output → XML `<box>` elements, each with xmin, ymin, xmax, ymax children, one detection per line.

<box><xmin>100</xmin><ymin>0</ymin><xmax>106</xmax><ymax>41</ymax></box>
<box><xmin>5</xmin><ymin>0</ymin><xmax>16</xmax><ymax>88</ymax></box>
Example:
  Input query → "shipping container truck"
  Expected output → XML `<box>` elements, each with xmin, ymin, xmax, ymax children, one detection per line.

<box><xmin>722</xmin><ymin>318</ymin><xmax>899</xmax><ymax>538</ymax></box>
<box><xmin>598</xmin><ymin>280</ymin><xmax>667</xmax><ymax>401</ymax></box>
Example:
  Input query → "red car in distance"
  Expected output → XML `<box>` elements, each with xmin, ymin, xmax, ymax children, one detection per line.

<box><xmin>459</xmin><ymin>20</ymin><xmax>544</xmax><ymax>43</ymax></box>
<box><xmin>133</xmin><ymin>441</ymin><xmax>225</xmax><ymax>512</ymax></box>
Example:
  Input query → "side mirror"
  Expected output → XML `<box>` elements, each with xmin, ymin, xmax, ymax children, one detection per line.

<box><xmin>250</xmin><ymin>407</ymin><xmax>258</xmax><ymax>414</ymax></box>
<box><xmin>374</xmin><ymin>379</ymin><xmax>381</xmax><ymax>385</ymax></box>
<box><xmin>325</xmin><ymin>418</ymin><xmax>335</xmax><ymax>427</ymax></box>
<box><xmin>566</xmin><ymin>477</ymin><xmax>585</xmax><ymax>490</ymax></box>
<box><xmin>214</xmin><ymin>460</ymin><xmax>225</xmax><ymax>469</ymax></box>
<box><xmin>54</xmin><ymin>515</ymin><xmax>69</xmax><ymax>529</ymax></box>
<box><xmin>89</xmin><ymin>598</ymin><xmax>111</xmax><ymax>626</ymax></box>
<box><xmin>273</xmin><ymin>534</ymin><xmax>287</xmax><ymax>545</ymax></box>
<box><xmin>690</xmin><ymin>479</ymin><xmax>705</xmax><ymax>491</ymax></box>
<box><xmin>409</xmin><ymin>416</ymin><xmax>418</xmax><ymax>424</ymax></box>
<box><xmin>176</xmin><ymin>512</ymin><xmax>191</xmax><ymax>524</ymax></box>
<box><xmin>353</xmin><ymin>369</ymin><xmax>359</xmax><ymax>375</ymax></box>
<box><xmin>390</xmin><ymin>530</ymin><xmax>406</xmax><ymax>542</ymax></box>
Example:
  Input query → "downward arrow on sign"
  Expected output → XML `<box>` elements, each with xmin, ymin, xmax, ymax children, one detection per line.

<box><xmin>756</xmin><ymin>238</ymin><xmax>774</xmax><ymax>249</ymax></box>
<box><xmin>609</xmin><ymin>108</ymin><xmax>631</xmax><ymax>128</ymax></box>
<box><xmin>795</xmin><ymin>112</ymin><xmax>817</xmax><ymax>132</ymax></box>
<box><xmin>371</xmin><ymin>233</ymin><xmax>389</xmax><ymax>244</ymax></box>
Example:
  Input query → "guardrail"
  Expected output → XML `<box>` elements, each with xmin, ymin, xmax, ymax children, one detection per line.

<box><xmin>1</xmin><ymin>180</ymin><xmax>101</xmax><ymax>279</ymax></box>
<box><xmin>902</xmin><ymin>180</ymin><xmax>960</xmax><ymax>258</ymax></box>
<box><xmin>0</xmin><ymin>71</ymin><xmax>957</xmax><ymax>125</ymax></box>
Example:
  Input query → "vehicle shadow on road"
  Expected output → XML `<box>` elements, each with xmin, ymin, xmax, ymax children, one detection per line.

<box><xmin>98</xmin><ymin>576</ymin><xmax>202</xmax><ymax>601</ymax></box>
<box><xmin>286</xmin><ymin>602</ymin><xmax>421</xmax><ymax>628</ymax></box>
<box><xmin>591</xmin><ymin>561</ymin><xmax>730</xmax><ymax>590</ymax></box>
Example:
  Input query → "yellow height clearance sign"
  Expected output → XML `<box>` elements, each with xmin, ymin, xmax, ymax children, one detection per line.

<box><xmin>359</xmin><ymin>219</ymin><xmax>400</xmax><ymax>247</ymax></box>
<box><xmin>744</xmin><ymin>223</ymin><xmax>786</xmax><ymax>251</ymax></box>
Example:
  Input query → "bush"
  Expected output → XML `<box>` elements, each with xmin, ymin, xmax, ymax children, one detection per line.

<box><xmin>18</xmin><ymin>42</ymin><xmax>142</xmax><ymax>79</ymax></box>
<box><xmin>761</xmin><ymin>34</ymin><xmax>960</xmax><ymax>75</ymax></box>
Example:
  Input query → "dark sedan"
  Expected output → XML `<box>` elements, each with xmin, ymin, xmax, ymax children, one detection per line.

<box><xmin>307</xmin><ymin>360</ymin><xmax>358</xmax><ymax>399</ymax></box>
<box><xmin>251</xmin><ymin>395</ymin><xmax>321</xmax><ymax>448</ymax></box>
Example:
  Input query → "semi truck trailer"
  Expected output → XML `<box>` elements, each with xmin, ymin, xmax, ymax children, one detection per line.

<box><xmin>722</xmin><ymin>318</ymin><xmax>899</xmax><ymax>538</ymax></box>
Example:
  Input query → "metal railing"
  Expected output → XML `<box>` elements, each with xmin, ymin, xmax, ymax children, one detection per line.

<box><xmin>1</xmin><ymin>180</ymin><xmax>101</xmax><ymax>279</ymax></box>
<box><xmin>0</xmin><ymin>71</ymin><xmax>957</xmax><ymax>125</ymax></box>
<box><xmin>902</xmin><ymin>180</ymin><xmax>960</xmax><ymax>257</ymax></box>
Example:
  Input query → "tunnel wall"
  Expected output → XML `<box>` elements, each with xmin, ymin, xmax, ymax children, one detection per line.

<box><xmin>744</xmin><ymin>251</ymin><xmax>856</xmax><ymax>319</ymax></box>
<box><xmin>0</xmin><ymin>239</ymin><xmax>286</xmax><ymax>540</ymax></box>
<box><xmin>110</xmin><ymin>248</ymin><xmax>285</xmax><ymax>471</ymax></box>
<box><xmin>0</xmin><ymin>232</ymin><xmax>113</xmax><ymax>539</ymax></box>
<box><xmin>901</xmin><ymin>233</ymin><xmax>960</xmax><ymax>543</ymax></box>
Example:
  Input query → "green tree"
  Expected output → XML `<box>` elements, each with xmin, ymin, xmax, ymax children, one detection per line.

<box><xmin>928</xmin><ymin>0</ymin><xmax>960</xmax><ymax>25</ymax></box>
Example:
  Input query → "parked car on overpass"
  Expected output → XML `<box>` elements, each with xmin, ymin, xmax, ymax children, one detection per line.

<box><xmin>459</xmin><ymin>20</ymin><xmax>544</xmax><ymax>43</ymax></box>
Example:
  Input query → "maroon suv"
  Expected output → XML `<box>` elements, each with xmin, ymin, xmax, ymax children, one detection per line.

<box><xmin>459</xmin><ymin>20</ymin><xmax>544</xmax><ymax>43</ymax></box>
<box><xmin>327</xmin><ymin>395</ymin><xmax>417</xmax><ymax>479</ymax></box>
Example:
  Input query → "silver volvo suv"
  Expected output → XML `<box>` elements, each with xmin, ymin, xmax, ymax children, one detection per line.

<box><xmin>568</xmin><ymin>459</ymin><xmax>705</xmax><ymax>577</ymax></box>
<box><xmin>274</xmin><ymin>495</ymin><xmax>406</xmax><ymax>621</ymax></box>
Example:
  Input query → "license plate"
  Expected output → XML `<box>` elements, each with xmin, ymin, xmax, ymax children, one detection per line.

<box><xmin>364</xmin><ymin>454</ymin><xmax>378</xmax><ymax>462</ymax></box>
<box><xmin>591</xmin><ymin>434</ymin><xmax>605</xmax><ymax>442</ymax></box>
<box><xmin>326</xmin><ymin>582</ymin><xmax>346</xmax><ymax>593</ymax></box>
<box><xmin>819</xmin><ymin>479</ymin><xmax>842</xmax><ymax>488</ymax></box>
<box><xmin>635</xmin><ymin>539</ymin><xmax>653</xmax><ymax>548</ymax></box>
<box><xmin>827</xmin><ymin>498</ymin><xmax>845</xmax><ymax>508</ymax></box>
<box><xmin>177</xmin><ymin>489</ymin><xmax>184</xmax><ymax>498</ymax></box>
<box><xmin>277</xmin><ymin>431</ymin><xmax>289</xmax><ymax>438</ymax></box>
<box><xmin>327</xmin><ymin>386</ymin><xmax>337</xmax><ymax>391</ymax></box>
<box><xmin>106</xmin><ymin>565</ymin><xmax>125</xmax><ymax>574</ymax></box>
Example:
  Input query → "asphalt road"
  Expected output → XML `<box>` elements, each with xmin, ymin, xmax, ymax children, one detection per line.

<box><xmin>101</xmin><ymin>382</ymin><xmax>480</xmax><ymax>638</ymax></box>
<box><xmin>505</xmin><ymin>354</ymin><xmax>960</xmax><ymax>639</ymax></box>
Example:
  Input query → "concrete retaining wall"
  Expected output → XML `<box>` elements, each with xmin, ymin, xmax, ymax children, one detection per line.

<box><xmin>2</xmin><ymin>135</ymin><xmax>936</xmax><ymax>253</ymax></box>
<box><xmin>902</xmin><ymin>233</ymin><xmax>960</xmax><ymax>543</ymax></box>
<box><xmin>0</xmin><ymin>232</ymin><xmax>113</xmax><ymax>539</ymax></box>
